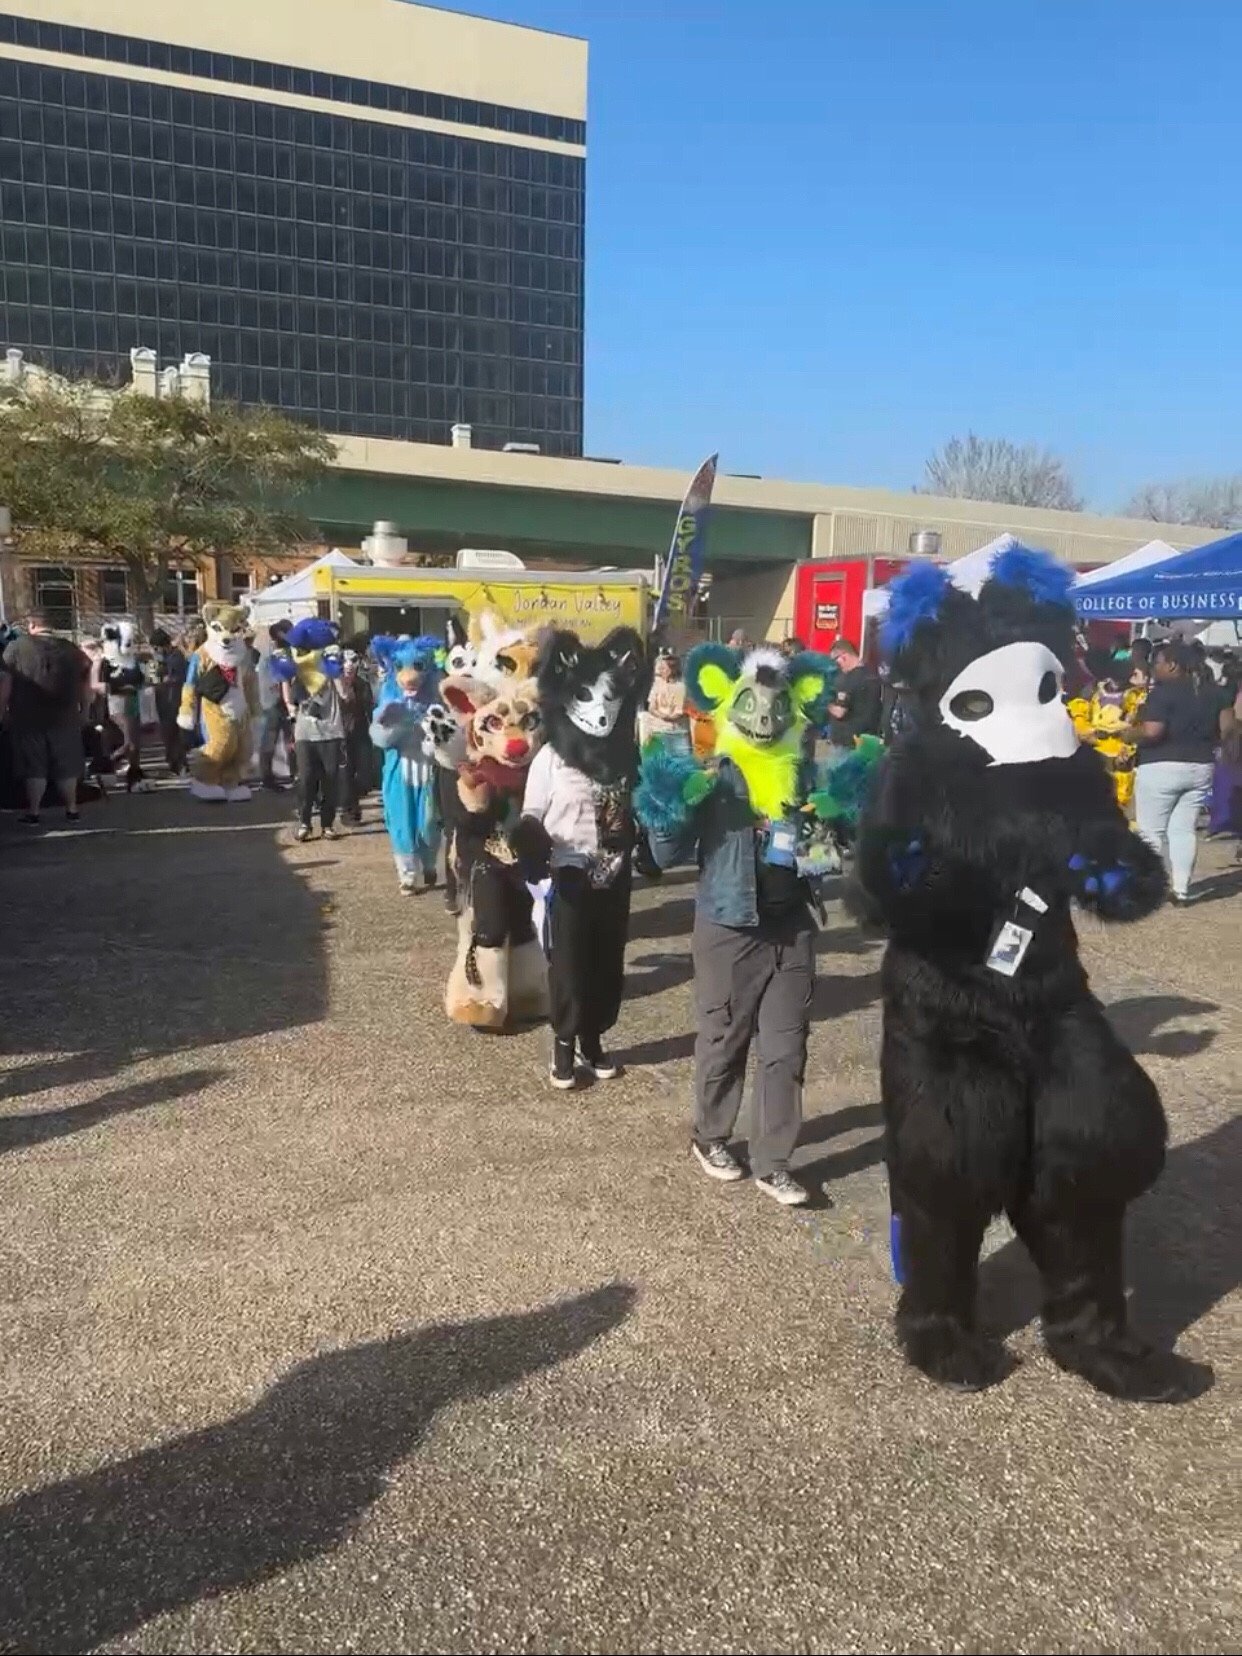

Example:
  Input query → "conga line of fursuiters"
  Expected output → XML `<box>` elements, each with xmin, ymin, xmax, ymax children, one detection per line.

<box><xmin>635</xmin><ymin>642</ymin><xmax>881</xmax><ymax>1206</ymax></box>
<box><xmin>852</xmin><ymin>547</ymin><xmax>1213</xmax><ymax>1401</ymax></box>
<box><xmin>511</xmin><ymin>626</ymin><xmax>650</xmax><ymax>1089</ymax></box>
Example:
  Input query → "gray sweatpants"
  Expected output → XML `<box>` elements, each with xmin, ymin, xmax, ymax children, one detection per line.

<box><xmin>692</xmin><ymin>915</ymin><xmax>814</xmax><ymax>1178</ymax></box>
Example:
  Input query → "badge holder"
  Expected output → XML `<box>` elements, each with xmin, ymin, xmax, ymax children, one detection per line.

<box><xmin>761</xmin><ymin>818</ymin><xmax>799</xmax><ymax>869</ymax></box>
<box><xmin>984</xmin><ymin>885</ymin><xmax>1049</xmax><ymax>978</ymax></box>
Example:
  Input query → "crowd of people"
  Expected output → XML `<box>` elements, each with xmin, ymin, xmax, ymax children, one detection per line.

<box><xmin>1</xmin><ymin>599</ymin><xmax>1238</xmax><ymax>1197</ymax></box>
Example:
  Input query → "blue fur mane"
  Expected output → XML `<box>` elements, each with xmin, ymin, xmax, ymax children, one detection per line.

<box><xmin>987</xmin><ymin>544</ymin><xmax>1076</xmax><ymax>609</ymax></box>
<box><xmin>881</xmin><ymin>561</ymin><xmax>952</xmax><ymax>657</ymax></box>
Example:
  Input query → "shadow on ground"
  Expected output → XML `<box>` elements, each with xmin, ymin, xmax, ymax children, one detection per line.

<box><xmin>1104</xmin><ymin>994</ymin><xmax>1219</xmax><ymax>1058</ymax></box>
<box><xmin>0</xmin><ymin>1068</ymin><xmax>227</xmax><ymax>1156</ymax></box>
<box><xmin>0</xmin><ymin>1283</ymin><xmax>635</xmax><ymax>1655</ymax></box>
<box><xmin>979</xmin><ymin>1115</ymin><xmax>1242</xmax><ymax>1348</ymax></box>
<box><xmin>0</xmin><ymin>788</ymin><xmax>329</xmax><ymax>1101</ymax></box>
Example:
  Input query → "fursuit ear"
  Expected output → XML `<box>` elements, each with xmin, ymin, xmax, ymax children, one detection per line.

<box><xmin>685</xmin><ymin>642</ymin><xmax>742</xmax><ymax>713</ymax></box>
<box><xmin>601</xmin><ymin>626</ymin><xmax>646</xmax><ymax>688</ymax></box>
<box><xmin>447</xmin><ymin>613</ymin><xmax>468</xmax><ymax>651</ymax></box>
<box><xmin>880</xmin><ymin>560</ymin><xmax>953</xmax><ymax>658</ymax></box>
<box><xmin>441</xmin><ymin>675</ymin><xmax>491</xmax><ymax>720</ymax></box>
<box><xmin>536</xmin><ymin>628</ymin><xmax>582</xmax><ymax>695</ymax></box>
<box><xmin>371</xmin><ymin>635</ymin><xmax>399</xmax><ymax>672</ymax></box>
<box><xmin>785</xmin><ymin>650</ymin><xmax>837</xmax><ymax>721</ymax></box>
<box><xmin>984</xmin><ymin>545</ymin><xmax>1076</xmax><ymax>610</ymax></box>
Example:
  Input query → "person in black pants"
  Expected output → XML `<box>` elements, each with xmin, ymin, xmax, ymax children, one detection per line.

<box><xmin>275</xmin><ymin>619</ymin><xmax>347</xmax><ymax>842</ymax></box>
<box><xmin>512</xmin><ymin>626</ymin><xmax>649</xmax><ymax>1089</ymax></box>
<box><xmin>337</xmin><ymin>648</ymin><xmax>375</xmax><ymax>823</ymax></box>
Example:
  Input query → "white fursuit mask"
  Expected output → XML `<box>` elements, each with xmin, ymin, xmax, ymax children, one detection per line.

<box><xmin>567</xmin><ymin>671</ymin><xmax>623</xmax><ymax>737</ymax></box>
<box><xmin>939</xmin><ymin>640</ymin><xmax>1078</xmax><ymax>767</ymax></box>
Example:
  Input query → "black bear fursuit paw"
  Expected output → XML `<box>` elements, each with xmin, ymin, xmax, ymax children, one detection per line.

<box><xmin>508</xmin><ymin>813</ymin><xmax>553</xmax><ymax>882</ymax></box>
<box><xmin>1044</xmin><ymin>1327</ymin><xmax>1215</xmax><ymax>1403</ymax></box>
<box><xmin>1067</xmin><ymin>823</ymin><xmax>1167</xmax><ymax>921</ymax></box>
<box><xmin>897</xmin><ymin>1312</ymin><xmax>1016</xmax><ymax>1393</ymax></box>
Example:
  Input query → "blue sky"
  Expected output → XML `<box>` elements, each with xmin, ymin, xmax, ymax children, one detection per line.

<box><xmin>436</xmin><ymin>1</ymin><xmax>1241</xmax><ymax>508</ymax></box>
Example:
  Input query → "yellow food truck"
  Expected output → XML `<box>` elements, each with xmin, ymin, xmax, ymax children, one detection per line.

<box><xmin>311</xmin><ymin>558</ymin><xmax>652</xmax><ymax>645</ymax></box>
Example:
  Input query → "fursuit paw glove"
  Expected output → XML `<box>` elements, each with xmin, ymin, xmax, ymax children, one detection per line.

<box><xmin>807</xmin><ymin>734</ymin><xmax>886</xmax><ymax>824</ymax></box>
<box><xmin>510</xmin><ymin>814</ymin><xmax>553</xmax><ymax>883</ymax></box>
<box><xmin>1067</xmin><ymin>844</ymin><xmax>1164</xmax><ymax>919</ymax></box>
<box><xmin>634</xmin><ymin>738</ymin><xmax>717</xmax><ymax>838</ymax></box>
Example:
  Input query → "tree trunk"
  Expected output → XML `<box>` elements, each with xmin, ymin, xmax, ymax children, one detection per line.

<box><xmin>129</xmin><ymin>559</ymin><xmax>160</xmax><ymax>639</ymax></box>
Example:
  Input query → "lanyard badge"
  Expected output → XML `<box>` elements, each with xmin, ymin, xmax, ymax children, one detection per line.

<box><xmin>985</xmin><ymin>885</ymin><xmax>1048</xmax><ymax>977</ymax></box>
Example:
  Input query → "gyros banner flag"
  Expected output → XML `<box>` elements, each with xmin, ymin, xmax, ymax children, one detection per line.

<box><xmin>652</xmin><ymin>452</ymin><xmax>719</xmax><ymax>631</ymax></box>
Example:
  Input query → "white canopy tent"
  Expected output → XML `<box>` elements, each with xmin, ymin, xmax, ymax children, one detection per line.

<box><xmin>245</xmin><ymin>550</ymin><xmax>359</xmax><ymax>624</ymax></box>
<box><xmin>1074</xmin><ymin>539</ymin><xmax>1180</xmax><ymax>588</ymax></box>
<box><xmin>862</xmin><ymin>533</ymin><xmax>1024</xmax><ymax>620</ymax></box>
<box><xmin>861</xmin><ymin>535</ymin><xmax>1186</xmax><ymax>624</ymax></box>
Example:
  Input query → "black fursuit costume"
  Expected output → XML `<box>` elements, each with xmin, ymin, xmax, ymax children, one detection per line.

<box><xmin>853</xmin><ymin>547</ymin><xmax>1211</xmax><ymax>1401</ymax></box>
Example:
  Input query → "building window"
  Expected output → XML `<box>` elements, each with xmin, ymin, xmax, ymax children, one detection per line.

<box><xmin>32</xmin><ymin>564</ymin><xmax>76</xmax><ymax>631</ymax></box>
<box><xmin>100</xmin><ymin>566</ymin><xmax>129</xmax><ymax>613</ymax></box>
<box><xmin>228</xmin><ymin>568</ymin><xmax>253</xmax><ymax>602</ymax></box>
<box><xmin>162</xmin><ymin>567</ymin><xmax>200</xmax><ymax>616</ymax></box>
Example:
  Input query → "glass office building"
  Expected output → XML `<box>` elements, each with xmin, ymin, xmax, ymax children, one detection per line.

<box><xmin>0</xmin><ymin>3</ymin><xmax>587</xmax><ymax>453</ymax></box>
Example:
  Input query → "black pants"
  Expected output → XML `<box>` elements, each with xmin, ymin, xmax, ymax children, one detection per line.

<box><xmin>341</xmin><ymin>729</ymin><xmax>370</xmax><ymax>817</ymax></box>
<box><xmin>154</xmin><ymin>684</ymin><xmax>185</xmax><ymax>775</ymax></box>
<box><xmin>295</xmin><ymin>738</ymin><xmax>343</xmax><ymax>829</ymax></box>
<box><xmin>548</xmin><ymin>861</ymin><xmax>632</xmax><ymax>1045</ymax></box>
<box><xmin>436</xmin><ymin>766</ymin><xmax>463</xmax><ymax>904</ymax></box>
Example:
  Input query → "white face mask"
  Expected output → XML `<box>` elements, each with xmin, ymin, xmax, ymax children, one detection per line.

<box><xmin>567</xmin><ymin>671</ymin><xmax>623</xmax><ymax>737</ymax></box>
<box><xmin>938</xmin><ymin>640</ymin><xmax>1078</xmax><ymax>767</ymax></box>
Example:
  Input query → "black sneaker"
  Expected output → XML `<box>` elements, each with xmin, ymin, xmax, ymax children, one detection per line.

<box><xmin>754</xmin><ymin>1169</ymin><xmax>809</xmax><ymax>1208</ymax></box>
<box><xmin>65</xmin><ymin>811</ymin><xmax>81</xmax><ymax>824</ymax></box>
<box><xmin>550</xmin><ymin>1038</ymin><xmax>577</xmax><ymax>1090</ymax></box>
<box><xmin>692</xmin><ymin>1141</ymin><xmax>745</xmax><ymax>1183</ymax></box>
<box><xmin>423</xmin><ymin>868</ymin><xmax>437</xmax><ymax>890</ymax></box>
<box><xmin>579</xmin><ymin>1041</ymin><xmax>620</xmax><ymax>1080</ymax></box>
<box><xmin>17</xmin><ymin>813</ymin><xmax>41</xmax><ymax>827</ymax></box>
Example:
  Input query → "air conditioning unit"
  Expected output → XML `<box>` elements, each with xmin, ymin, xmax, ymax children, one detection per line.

<box><xmin>502</xmin><ymin>442</ymin><xmax>541</xmax><ymax>455</ymax></box>
<box><xmin>455</xmin><ymin>548</ymin><xmax>526</xmax><ymax>571</ymax></box>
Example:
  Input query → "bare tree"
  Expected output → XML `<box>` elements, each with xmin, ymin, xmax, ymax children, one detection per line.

<box><xmin>1122</xmin><ymin>476</ymin><xmax>1242</xmax><ymax>531</ymax></box>
<box><xmin>918</xmin><ymin>434</ymin><xmax>1083</xmax><ymax>511</ymax></box>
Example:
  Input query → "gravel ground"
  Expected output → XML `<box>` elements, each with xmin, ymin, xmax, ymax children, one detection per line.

<box><xmin>0</xmin><ymin>782</ymin><xmax>1237</xmax><ymax>1655</ymax></box>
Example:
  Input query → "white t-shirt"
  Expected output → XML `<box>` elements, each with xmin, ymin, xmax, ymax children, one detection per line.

<box><xmin>522</xmin><ymin>745</ymin><xmax>599</xmax><ymax>867</ymax></box>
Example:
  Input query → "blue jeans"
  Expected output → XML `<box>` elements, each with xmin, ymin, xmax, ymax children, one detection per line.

<box><xmin>1134</xmin><ymin>760</ymin><xmax>1213</xmax><ymax>897</ymax></box>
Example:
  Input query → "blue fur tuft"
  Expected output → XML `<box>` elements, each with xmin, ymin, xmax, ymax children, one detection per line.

<box><xmin>634</xmin><ymin>740</ymin><xmax>706</xmax><ymax>838</ymax></box>
<box><xmin>268</xmin><ymin>651</ymin><xmax>297</xmax><ymax>683</ymax></box>
<box><xmin>684</xmin><ymin>641</ymin><xmax>741</xmax><ymax>713</ymax></box>
<box><xmin>374</xmin><ymin>633</ymin><xmax>440</xmax><ymax>675</ymax></box>
<box><xmin>810</xmin><ymin>736</ymin><xmax>884</xmax><ymax>825</ymax></box>
<box><xmin>988</xmin><ymin>544</ymin><xmax>1075</xmax><ymax>609</ymax></box>
<box><xmin>881</xmin><ymin>561</ymin><xmax>953</xmax><ymax>656</ymax></box>
<box><xmin>286</xmin><ymin>617</ymin><xmax>338</xmax><ymax>650</ymax></box>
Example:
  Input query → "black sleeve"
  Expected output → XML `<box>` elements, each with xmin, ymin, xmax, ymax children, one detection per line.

<box><xmin>1140</xmin><ymin>684</ymin><xmax>1171</xmax><ymax>725</ymax></box>
<box><xmin>844</xmin><ymin>671</ymin><xmax>883</xmax><ymax>738</ymax></box>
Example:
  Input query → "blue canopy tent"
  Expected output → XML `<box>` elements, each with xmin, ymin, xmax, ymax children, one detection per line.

<box><xmin>1074</xmin><ymin>530</ymin><xmax>1242</xmax><ymax>621</ymax></box>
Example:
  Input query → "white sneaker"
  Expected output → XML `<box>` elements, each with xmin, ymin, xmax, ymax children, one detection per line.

<box><xmin>754</xmin><ymin>1169</ymin><xmax>809</xmax><ymax>1207</ymax></box>
<box><xmin>692</xmin><ymin>1141</ymin><xmax>745</xmax><ymax>1182</ymax></box>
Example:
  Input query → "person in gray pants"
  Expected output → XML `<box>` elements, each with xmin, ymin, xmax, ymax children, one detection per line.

<box><xmin>692</xmin><ymin>907</ymin><xmax>814</xmax><ymax>1198</ymax></box>
<box><xmin>635</xmin><ymin>641</ymin><xmax>846</xmax><ymax>1208</ymax></box>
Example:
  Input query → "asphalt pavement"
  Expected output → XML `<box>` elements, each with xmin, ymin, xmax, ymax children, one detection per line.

<box><xmin>0</xmin><ymin>782</ymin><xmax>1237</xmax><ymax>1654</ymax></box>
